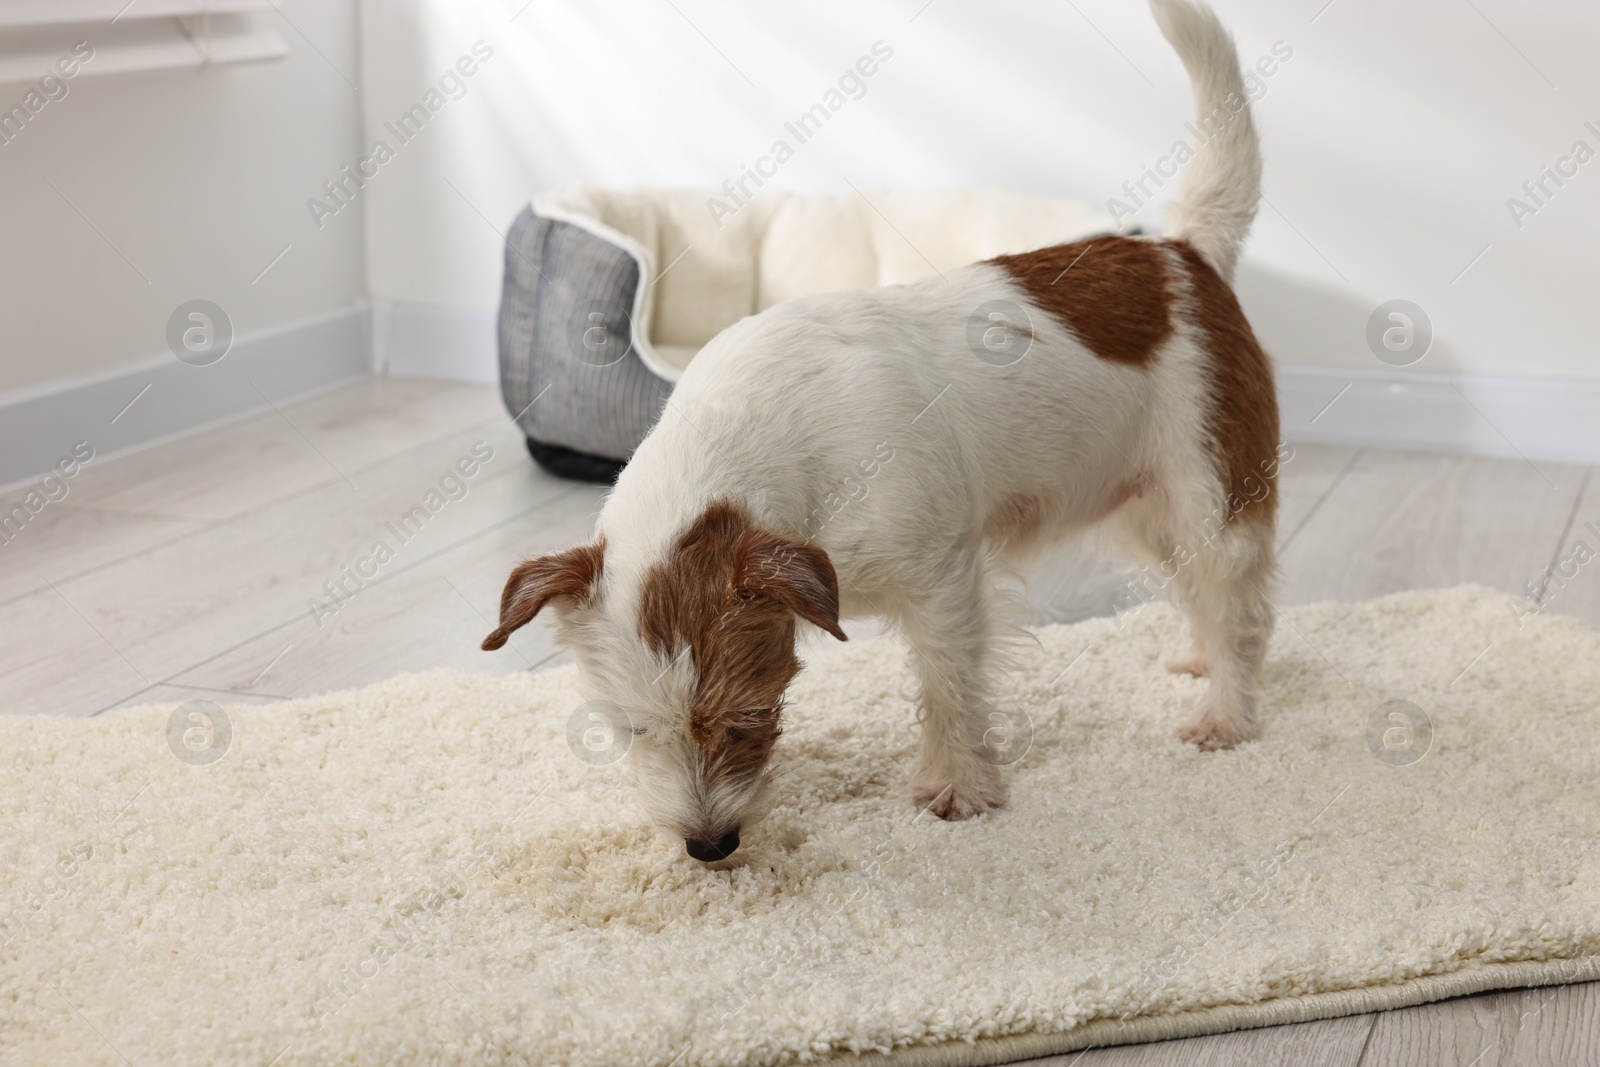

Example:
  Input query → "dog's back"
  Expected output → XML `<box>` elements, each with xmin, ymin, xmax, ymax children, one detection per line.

<box><xmin>619</xmin><ymin>0</ymin><xmax>1275</xmax><ymax>601</ymax></box>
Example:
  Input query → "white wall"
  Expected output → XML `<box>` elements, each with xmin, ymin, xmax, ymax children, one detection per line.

<box><xmin>361</xmin><ymin>0</ymin><xmax>1600</xmax><ymax>382</ymax></box>
<box><xmin>0</xmin><ymin>0</ymin><xmax>366</xmax><ymax>395</ymax></box>
<box><xmin>2</xmin><ymin>0</ymin><xmax>1593</xmax><ymax>481</ymax></box>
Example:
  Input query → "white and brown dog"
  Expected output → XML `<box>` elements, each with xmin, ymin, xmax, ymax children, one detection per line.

<box><xmin>484</xmin><ymin>0</ymin><xmax>1278</xmax><ymax>863</ymax></box>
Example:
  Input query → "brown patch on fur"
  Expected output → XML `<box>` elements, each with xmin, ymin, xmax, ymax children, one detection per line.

<box><xmin>988</xmin><ymin>236</ymin><xmax>1174</xmax><ymax>368</ymax></box>
<box><xmin>1092</xmin><ymin>478</ymin><xmax>1146</xmax><ymax>522</ymax></box>
<box><xmin>984</xmin><ymin>492</ymin><xmax>1047</xmax><ymax>550</ymax></box>
<box><xmin>638</xmin><ymin>501</ymin><xmax>844</xmax><ymax>779</ymax></box>
<box><xmin>481</xmin><ymin>540</ymin><xmax>605</xmax><ymax>650</ymax></box>
<box><xmin>1170</xmin><ymin>240</ymin><xmax>1280</xmax><ymax>524</ymax></box>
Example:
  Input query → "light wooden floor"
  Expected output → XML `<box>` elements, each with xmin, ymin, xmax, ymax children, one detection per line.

<box><xmin>5</xmin><ymin>376</ymin><xmax>1596</xmax><ymax>1065</ymax></box>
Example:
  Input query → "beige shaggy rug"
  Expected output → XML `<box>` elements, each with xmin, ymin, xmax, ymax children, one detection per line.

<box><xmin>3</xmin><ymin>586</ymin><xmax>1599</xmax><ymax>1067</ymax></box>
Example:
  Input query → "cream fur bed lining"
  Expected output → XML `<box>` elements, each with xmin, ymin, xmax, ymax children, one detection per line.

<box><xmin>532</xmin><ymin>184</ymin><xmax>1117</xmax><ymax>379</ymax></box>
<box><xmin>3</xmin><ymin>586</ymin><xmax>1597</xmax><ymax>1067</ymax></box>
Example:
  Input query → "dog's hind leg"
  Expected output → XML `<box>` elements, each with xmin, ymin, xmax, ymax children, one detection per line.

<box><xmin>1104</xmin><ymin>483</ymin><xmax>1275</xmax><ymax>747</ymax></box>
<box><xmin>892</xmin><ymin>552</ymin><xmax>1008</xmax><ymax>820</ymax></box>
<box><xmin>1167</xmin><ymin>516</ymin><xmax>1276</xmax><ymax>749</ymax></box>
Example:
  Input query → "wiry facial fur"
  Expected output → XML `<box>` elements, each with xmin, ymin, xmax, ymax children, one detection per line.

<box><xmin>630</xmin><ymin>500</ymin><xmax>829</xmax><ymax>842</ymax></box>
<box><xmin>490</xmin><ymin>501</ymin><xmax>842</xmax><ymax>847</ymax></box>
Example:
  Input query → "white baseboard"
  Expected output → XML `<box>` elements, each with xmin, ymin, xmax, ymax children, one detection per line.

<box><xmin>0</xmin><ymin>305</ymin><xmax>367</xmax><ymax>491</ymax></box>
<box><xmin>1279</xmin><ymin>365</ymin><xmax>1600</xmax><ymax>465</ymax></box>
<box><xmin>381</xmin><ymin>302</ymin><xmax>498</xmax><ymax>383</ymax></box>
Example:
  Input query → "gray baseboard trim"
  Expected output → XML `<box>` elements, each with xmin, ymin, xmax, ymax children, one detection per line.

<box><xmin>1279</xmin><ymin>365</ymin><xmax>1600</xmax><ymax>465</ymax></box>
<box><xmin>0</xmin><ymin>305</ymin><xmax>366</xmax><ymax>492</ymax></box>
<box><xmin>381</xmin><ymin>301</ymin><xmax>497</xmax><ymax>384</ymax></box>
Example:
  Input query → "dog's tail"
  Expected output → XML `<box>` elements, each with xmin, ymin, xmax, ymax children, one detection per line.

<box><xmin>1148</xmin><ymin>0</ymin><xmax>1261</xmax><ymax>283</ymax></box>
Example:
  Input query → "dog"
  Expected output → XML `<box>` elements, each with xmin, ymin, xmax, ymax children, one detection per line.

<box><xmin>484</xmin><ymin>0</ymin><xmax>1278</xmax><ymax>864</ymax></box>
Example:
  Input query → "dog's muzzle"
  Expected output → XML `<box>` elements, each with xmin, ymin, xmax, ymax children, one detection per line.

<box><xmin>685</xmin><ymin>829</ymin><xmax>740</xmax><ymax>863</ymax></box>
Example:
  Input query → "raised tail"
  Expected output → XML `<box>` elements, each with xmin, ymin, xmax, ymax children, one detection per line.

<box><xmin>1148</xmin><ymin>0</ymin><xmax>1260</xmax><ymax>283</ymax></box>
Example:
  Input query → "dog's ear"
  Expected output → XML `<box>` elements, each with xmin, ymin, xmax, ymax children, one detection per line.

<box><xmin>481</xmin><ymin>540</ymin><xmax>605</xmax><ymax>651</ymax></box>
<box><xmin>741</xmin><ymin>535</ymin><xmax>847</xmax><ymax>641</ymax></box>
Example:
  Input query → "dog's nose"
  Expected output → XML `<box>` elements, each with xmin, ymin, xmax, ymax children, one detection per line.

<box><xmin>685</xmin><ymin>829</ymin><xmax>740</xmax><ymax>862</ymax></box>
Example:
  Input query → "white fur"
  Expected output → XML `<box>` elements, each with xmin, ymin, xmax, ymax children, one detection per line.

<box><xmin>547</xmin><ymin>0</ymin><xmax>1273</xmax><ymax>854</ymax></box>
<box><xmin>1150</xmin><ymin>0</ymin><xmax>1262</xmax><ymax>282</ymax></box>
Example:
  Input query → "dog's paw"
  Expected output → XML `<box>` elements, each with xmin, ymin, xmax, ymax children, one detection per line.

<box><xmin>911</xmin><ymin>765</ymin><xmax>1007</xmax><ymax>821</ymax></box>
<box><xmin>1165</xmin><ymin>654</ymin><xmax>1209</xmax><ymax>678</ymax></box>
<box><xmin>1178</xmin><ymin>710</ymin><xmax>1251</xmax><ymax>750</ymax></box>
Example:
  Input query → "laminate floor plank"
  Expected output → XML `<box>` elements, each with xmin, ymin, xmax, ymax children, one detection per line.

<box><xmin>166</xmin><ymin>484</ymin><xmax>609</xmax><ymax>699</ymax></box>
<box><xmin>0</xmin><ymin>585</ymin><xmax>151</xmax><ymax>716</ymax></box>
<box><xmin>0</xmin><ymin>503</ymin><xmax>204</xmax><ymax>606</ymax></box>
<box><xmin>62</xmin><ymin>377</ymin><xmax>505</xmax><ymax>524</ymax></box>
<box><xmin>1356</xmin><ymin>980</ymin><xmax>1600</xmax><ymax>1067</ymax></box>
<box><xmin>1014</xmin><ymin>1013</ymin><xmax>1373</xmax><ymax>1066</ymax></box>
<box><xmin>1526</xmin><ymin>467</ymin><xmax>1600</xmax><ymax>628</ymax></box>
<box><xmin>1278</xmin><ymin>451</ymin><xmax>1585</xmax><ymax>608</ymax></box>
<box><xmin>49</xmin><ymin>423</ymin><xmax>546</xmax><ymax>682</ymax></box>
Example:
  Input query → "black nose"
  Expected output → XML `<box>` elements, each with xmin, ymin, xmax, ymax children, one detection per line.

<box><xmin>685</xmin><ymin>829</ymin><xmax>740</xmax><ymax>862</ymax></box>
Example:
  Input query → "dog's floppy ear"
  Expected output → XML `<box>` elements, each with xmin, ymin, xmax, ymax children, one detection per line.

<box><xmin>741</xmin><ymin>535</ymin><xmax>847</xmax><ymax>641</ymax></box>
<box><xmin>481</xmin><ymin>540</ymin><xmax>605</xmax><ymax>651</ymax></box>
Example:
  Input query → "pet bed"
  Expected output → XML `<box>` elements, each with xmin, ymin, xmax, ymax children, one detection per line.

<box><xmin>497</xmin><ymin>185</ymin><xmax>1117</xmax><ymax>480</ymax></box>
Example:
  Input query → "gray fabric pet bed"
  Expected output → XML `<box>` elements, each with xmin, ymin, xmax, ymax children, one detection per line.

<box><xmin>497</xmin><ymin>184</ymin><xmax>1118</xmax><ymax>481</ymax></box>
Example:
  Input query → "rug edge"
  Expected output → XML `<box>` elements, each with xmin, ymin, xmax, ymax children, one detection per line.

<box><xmin>819</xmin><ymin>955</ymin><xmax>1600</xmax><ymax>1067</ymax></box>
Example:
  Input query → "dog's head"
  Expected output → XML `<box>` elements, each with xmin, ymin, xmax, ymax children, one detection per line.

<box><xmin>482</xmin><ymin>500</ymin><xmax>845</xmax><ymax>863</ymax></box>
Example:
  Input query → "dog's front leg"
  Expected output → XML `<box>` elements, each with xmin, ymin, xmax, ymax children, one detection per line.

<box><xmin>895</xmin><ymin>564</ymin><xmax>1008</xmax><ymax>821</ymax></box>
